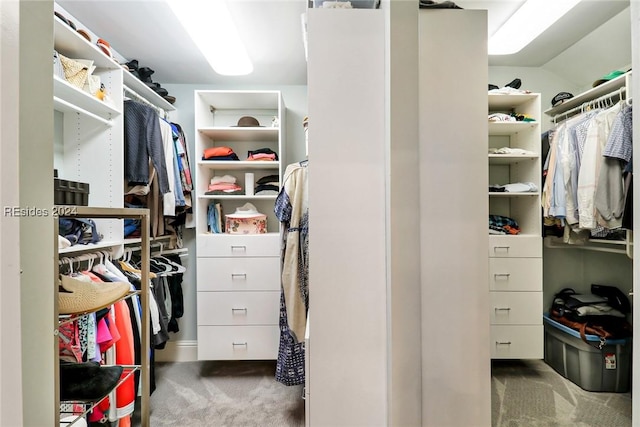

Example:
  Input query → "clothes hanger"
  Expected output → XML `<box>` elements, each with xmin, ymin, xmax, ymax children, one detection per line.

<box><xmin>154</xmin><ymin>255</ymin><xmax>186</xmax><ymax>273</ymax></box>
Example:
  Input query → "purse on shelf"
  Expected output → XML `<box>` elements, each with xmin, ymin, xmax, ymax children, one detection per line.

<box><xmin>58</xmin><ymin>53</ymin><xmax>90</xmax><ymax>89</ymax></box>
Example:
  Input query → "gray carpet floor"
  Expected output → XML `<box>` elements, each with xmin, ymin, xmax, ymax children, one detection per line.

<box><xmin>492</xmin><ymin>360</ymin><xmax>631</xmax><ymax>427</ymax></box>
<box><xmin>132</xmin><ymin>359</ymin><xmax>631</xmax><ymax>426</ymax></box>
<box><xmin>135</xmin><ymin>360</ymin><xmax>304</xmax><ymax>427</ymax></box>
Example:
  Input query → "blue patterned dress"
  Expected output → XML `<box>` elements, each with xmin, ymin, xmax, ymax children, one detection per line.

<box><xmin>274</xmin><ymin>162</ymin><xmax>309</xmax><ymax>386</ymax></box>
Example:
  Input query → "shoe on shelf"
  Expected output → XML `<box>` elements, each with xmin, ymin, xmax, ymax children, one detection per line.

<box><xmin>58</xmin><ymin>275</ymin><xmax>130</xmax><ymax>315</ymax></box>
<box><xmin>137</xmin><ymin>67</ymin><xmax>155</xmax><ymax>83</ymax></box>
<box><xmin>59</xmin><ymin>361</ymin><xmax>124</xmax><ymax>402</ymax></box>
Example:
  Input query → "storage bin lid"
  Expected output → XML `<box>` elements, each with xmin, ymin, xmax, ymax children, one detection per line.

<box><xmin>543</xmin><ymin>313</ymin><xmax>630</xmax><ymax>345</ymax></box>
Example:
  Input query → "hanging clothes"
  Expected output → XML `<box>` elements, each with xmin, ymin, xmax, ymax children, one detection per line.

<box><xmin>543</xmin><ymin>98</ymin><xmax>632</xmax><ymax>243</ymax></box>
<box><xmin>159</xmin><ymin>119</ymin><xmax>176</xmax><ymax>217</ymax></box>
<box><xmin>123</xmin><ymin>100</ymin><xmax>170</xmax><ymax>194</ymax></box>
<box><xmin>595</xmin><ymin>105</ymin><xmax>633</xmax><ymax>229</ymax></box>
<box><xmin>274</xmin><ymin>161</ymin><xmax>309</xmax><ymax>386</ymax></box>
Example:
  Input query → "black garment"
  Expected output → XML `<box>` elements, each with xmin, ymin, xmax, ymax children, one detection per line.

<box><xmin>255</xmin><ymin>184</ymin><xmax>280</xmax><ymax>193</ymax></box>
<box><xmin>163</xmin><ymin>254</ymin><xmax>185</xmax><ymax>333</ymax></box>
<box><xmin>124</xmin><ymin>100</ymin><xmax>170</xmax><ymax>194</ymax></box>
<box><xmin>257</xmin><ymin>174</ymin><xmax>280</xmax><ymax>185</ymax></box>
<box><xmin>622</xmin><ymin>172</ymin><xmax>633</xmax><ymax>230</ymax></box>
<box><xmin>151</xmin><ymin>276</ymin><xmax>171</xmax><ymax>349</ymax></box>
<box><xmin>201</xmin><ymin>153</ymin><xmax>240</xmax><ymax>161</ymax></box>
<box><xmin>419</xmin><ymin>0</ymin><xmax>462</xmax><ymax>9</ymax></box>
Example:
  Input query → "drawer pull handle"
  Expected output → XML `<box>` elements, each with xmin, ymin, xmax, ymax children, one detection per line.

<box><xmin>494</xmin><ymin>273</ymin><xmax>510</xmax><ymax>278</ymax></box>
<box><xmin>495</xmin><ymin>341</ymin><xmax>511</xmax><ymax>346</ymax></box>
<box><xmin>493</xmin><ymin>246</ymin><xmax>510</xmax><ymax>253</ymax></box>
<box><xmin>232</xmin><ymin>307</ymin><xmax>248</xmax><ymax>313</ymax></box>
<box><xmin>230</xmin><ymin>245</ymin><xmax>247</xmax><ymax>251</ymax></box>
<box><xmin>231</xmin><ymin>273</ymin><xmax>247</xmax><ymax>279</ymax></box>
<box><xmin>494</xmin><ymin>307</ymin><xmax>511</xmax><ymax>312</ymax></box>
<box><xmin>232</xmin><ymin>342</ymin><xmax>248</xmax><ymax>347</ymax></box>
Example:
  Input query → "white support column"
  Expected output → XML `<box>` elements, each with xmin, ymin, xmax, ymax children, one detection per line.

<box><xmin>307</xmin><ymin>9</ymin><xmax>388</xmax><ymax>426</ymax></box>
<box><xmin>0</xmin><ymin>1</ymin><xmax>24</xmax><ymax>424</ymax></box>
<box><xmin>418</xmin><ymin>9</ymin><xmax>491</xmax><ymax>427</ymax></box>
<box><xmin>18</xmin><ymin>0</ymin><xmax>56</xmax><ymax>425</ymax></box>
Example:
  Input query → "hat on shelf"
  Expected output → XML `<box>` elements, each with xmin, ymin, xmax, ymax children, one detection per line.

<box><xmin>76</xmin><ymin>29</ymin><xmax>91</xmax><ymax>42</ymax></box>
<box><xmin>551</xmin><ymin>92</ymin><xmax>574</xmax><ymax>107</ymax></box>
<box><xmin>96</xmin><ymin>38</ymin><xmax>112</xmax><ymax>58</ymax></box>
<box><xmin>592</xmin><ymin>70</ymin><xmax>625</xmax><ymax>88</ymax></box>
<box><xmin>233</xmin><ymin>116</ymin><xmax>263</xmax><ymax>127</ymax></box>
<box><xmin>58</xmin><ymin>274</ymin><xmax>130</xmax><ymax>315</ymax></box>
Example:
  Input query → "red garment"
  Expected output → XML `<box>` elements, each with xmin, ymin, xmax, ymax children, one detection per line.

<box><xmin>114</xmin><ymin>300</ymin><xmax>135</xmax><ymax>419</ymax></box>
<box><xmin>207</xmin><ymin>183</ymin><xmax>242</xmax><ymax>192</ymax></box>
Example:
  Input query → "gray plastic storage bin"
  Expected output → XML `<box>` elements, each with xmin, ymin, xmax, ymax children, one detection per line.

<box><xmin>543</xmin><ymin>314</ymin><xmax>631</xmax><ymax>392</ymax></box>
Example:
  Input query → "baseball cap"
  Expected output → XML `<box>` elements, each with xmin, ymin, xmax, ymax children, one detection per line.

<box><xmin>551</xmin><ymin>92</ymin><xmax>574</xmax><ymax>108</ymax></box>
<box><xmin>592</xmin><ymin>70</ymin><xmax>625</xmax><ymax>88</ymax></box>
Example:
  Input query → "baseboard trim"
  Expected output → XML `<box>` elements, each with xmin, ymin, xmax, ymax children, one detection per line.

<box><xmin>155</xmin><ymin>340</ymin><xmax>198</xmax><ymax>362</ymax></box>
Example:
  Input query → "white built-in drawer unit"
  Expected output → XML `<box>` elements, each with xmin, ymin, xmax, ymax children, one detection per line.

<box><xmin>197</xmin><ymin>291</ymin><xmax>280</xmax><ymax>325</ymax></box>
<box><xmin>197</xmin><ymin>257</ymin><xmax>280</xmax><ymax>292</ymax></box>
<box><xmin>490</xmin><ymin>292</ymin><xmax>543</xmax><ymax>324</ymax></box>
<box><xmin>488</xmin><ymin>235</ymin><xmax>542</xmax><ymax>258</ymax></box>
<box><xmin>491</xmin><ymin>325</ymin><xmax>544</xmax><ymax>359</ymax></box>
<box><xmin>487</xmin><ymin>93</ymin><xmax>543</xmax><ymax>360</ymax></box>
<box><xmin>196</xmin><ymin>233</ymin><xmax>281</xmax><ymax>361</ymax></box>
<box><xmin>197</xmin><ymin>325</ymin><xmax>280</xmax><ymax>360</ymax></box>
<box><xmin>194</xmin><ymin>90</ymin><xmax>285</xmax><ymax>361</ymax></box>
<box><xmin>489</xmin><ymin>258</ymin><xmax>542</xmax><ymax>292</ymax></box>
<box><xmin>197</xmin><ymin>233</ymin><xmax>280</xmax><ymax>257</ymax></box>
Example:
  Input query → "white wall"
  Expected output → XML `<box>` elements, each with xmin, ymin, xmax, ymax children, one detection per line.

<box><xmin>488</xmin><ymin>67</ymin><xmax>582</xmax><ymax>133</ymax></box>
<box><xmin>155</xmin><ymin>83</ymin><xmax>308</xmax><ymax>361</ymax></box>
<box><xmin>543</xmin><ymin>7</ymin><xmax>632</xmax><ymax>91</ymax></box>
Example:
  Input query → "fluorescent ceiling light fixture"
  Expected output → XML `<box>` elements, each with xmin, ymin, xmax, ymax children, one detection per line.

<box><xmin>167</xmin><ymin>0</ymin><xmax>253</xmax><ymax>75</ymax></box>
<box><xmin>488</xmin><ymin>0</ymin><xmax>581</xmax><ymax>55</ymax></box>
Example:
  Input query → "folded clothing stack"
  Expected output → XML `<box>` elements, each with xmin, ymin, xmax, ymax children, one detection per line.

<box><xmin>206</xmin><ymin>174</ymin><xmax>243</xmax><ymax>195</ymax></box>
<box><xmin>255</xmin><ymin>174</ymin><xmax>281</xmax><ymax>195</ymax></box>
<box><xmin>203</xmin><ymin>146</ymin><xmax>239</xmax><ymax>161</ymax></box>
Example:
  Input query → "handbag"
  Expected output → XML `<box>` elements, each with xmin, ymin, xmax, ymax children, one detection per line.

<box><xmin>58</xmin><ymin>53</ymin><xmax>89</xmax><ymax>89</ymax></box>
<box><xmin>550</xmin><ymin>287</ymin><xmax>632</xmax><ymax>348</ymax></box>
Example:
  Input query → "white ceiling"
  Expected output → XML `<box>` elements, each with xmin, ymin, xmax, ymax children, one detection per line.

<box><xmin>56</xmin><ymin>0</ymin><xmax>631</xmax><ymax>87</ymax></box>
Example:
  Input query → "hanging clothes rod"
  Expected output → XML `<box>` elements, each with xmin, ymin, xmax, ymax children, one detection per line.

<box><xmin>58</xmin><ymin>249</ymin><xmax>113</xmax><ymax>265</ymax></box>
<box><xmin>553</xmin><ymin>86</ymin><xmax>627</xmax><ymax>124</ymax></box>
<box><xmin>123</xmin><ymin>84</ymin><xmax>167</xmax><ymax>118</ymax></box>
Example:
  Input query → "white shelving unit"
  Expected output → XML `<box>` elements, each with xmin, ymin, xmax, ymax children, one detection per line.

<box><xmin>488</xmin><ymin>92</ymin><xmax>544</xmax><ymax>359</ymax></box>
<box><xmin>193</xmin><ymin>90</ymin><xmax>285</xmax><ymax>361</ymax></box>
<box><xmin>53</xmin><ymin>8</ymin><xmax>175</xmax><ymax>424</ymax></box>
<box><xmin>55</xmin><ymin>207</ymin><xmax>150</xmax><ymax>427</ymax></box>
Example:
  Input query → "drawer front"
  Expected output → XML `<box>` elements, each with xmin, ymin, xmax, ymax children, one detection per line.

<box><xmin>197</xmin><ymin>257</ymin><xmax>280</xmax><ymax>291</ymax></box>
<box><xmin>490</xmin><ymin>292</ymin><xmax>543</xmax><ymax>325</ymax></box>
<box><xmin>197</xmin><ymin>325</ymin><xmax>279</xmax><ymax>360</ymax></box>
<box><xmin>489</xmin><ymin>258</ymin><xmax>542</xmax><ymax>291</ymax></box>
<box><xmin>489</xmin><ymin>235</ymin><xmax>542</xmax><ymax>258</ymax></box>
<box><xmin>197</xmin><ymin>291</ymin><xmax>280</xmax><ymax>325</ymax></box>
<box><xmin>491</xmin><ymin>325</ymin><xmax>544</xmax><ymax>359</ymax></box>
<box><xmin>197</xmin><ymin>233</ymin><xmax>279</xmax><ymax>257</ymax></box>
